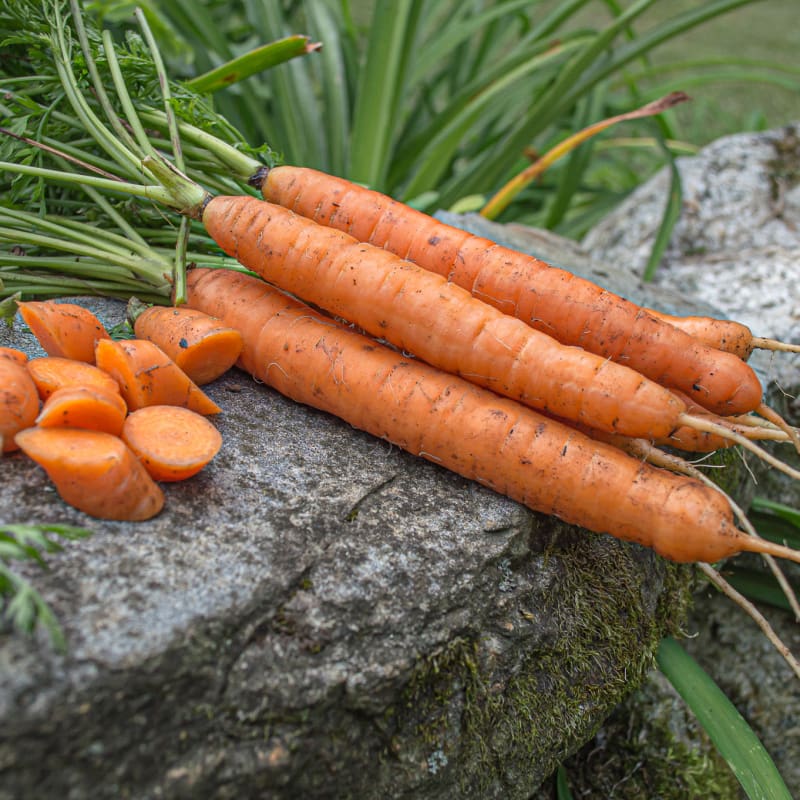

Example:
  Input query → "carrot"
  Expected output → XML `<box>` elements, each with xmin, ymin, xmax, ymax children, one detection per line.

<box><xmin>0</xmin><ymin>356</ymin><xmax>40</xmax><ymax>453</ymax></box>
<box><xmin>26</xmin><ymin>356</ymin><xmax>122</xmax><ymax>401</ymax></box>
<box><xmin>184</xmin><ymin>267</ymin><xmax>800</xmax><ymax>566</ymax></box>
<box><xmin>35</xmin><ymin>385</ymin><xmax>128</xmax><ymax>436</ymax></box>
<box><xmin>94</xmin><ymin>338</ymin><xmax>222</xmax><ymax>415</ymax></box>
<box><xmin>257</xmin><ymin>166</ymin><xmax>765</xmax><ymax>416</ymax></box>
<box><xmin>0</xmin><ymin>346</ymin><xmax>29</xmax><ymax>365</ymax></box>
<box><xmin>121</xmin><ymin>405</ymin><xmax>222</xmax><ymax>481</ymax></box>
<box><xmin>199</xmin><ymin>194</ymin><xmax>764</xmax><ymax>450</ymax></box>
<box><xmin>646</xmin><ymin>309</ymin><xmax>800</xmax><ymax>360</ymax></box>
<box><xmin>17</xmin><ymin>299</ymin><xmax>111</xmax><ymax>363</ymax></box>
<box><xmin>129</xmin><ymin>301</ymin><xmax>243</xmax><ymax>385</ymax></box>
<box><xmin>14</xmin><ymin>426</ymin><xmax>164</xmax><ymax>521</ymax></box>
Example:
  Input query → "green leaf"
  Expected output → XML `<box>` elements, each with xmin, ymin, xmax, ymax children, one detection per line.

<box><xmin>184</xmin><ymin>35</ymin><xmax>320</xmax><ymax>95</ymax></box>
<box><xmin>348</xmin><ymin>0</ymin><xmax>424</xmax><ymax>188</ymax></box>
<box><xmin>657</xmin><ymin>637</ymin><xmax>792</xmax><ymax>800</ymax></box>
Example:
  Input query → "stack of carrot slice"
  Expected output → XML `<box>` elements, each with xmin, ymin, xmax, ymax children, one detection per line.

<box><xmin>4</xmin><ymin>300</ymin><xmax>240</xmax><ymax>521</ymax></box>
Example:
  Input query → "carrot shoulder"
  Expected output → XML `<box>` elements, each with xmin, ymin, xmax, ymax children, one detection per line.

<box><xmin>131</xmin><ymin>303</ymin><xmax>243</xmax><ymax>385</ymax></box>
<box><xmin>184</xmin><ymin>267</ymin><xmax>799</xmax><ymax>566</ymax></box>
<box><xmin>259</xmin><ymin>166</ymin><xmax>763</xmax><ymax>415</ymax></box>
<box><xmin>95</xmin><ymin>338</ymin><xmax>221</xmax><ymax>415</ymax></box>
<box><xmin>14</xmin><ymin>427</ymin><xmax>164</xmax><ymax>521</ymax></box>
<box><xmin>17</xmin><ymin>300</ymin><xmax>111</xmax><ymax>363</ymax></box>
<box><xmin>122</xmin><ymin>405</ymin><xmax>222</xmax><ymax>481</ymax></box>
<box><xmin>0</xmin><ymin>357</ymin><xmax>40</xmax><ymax>453</ymax></box>
<box><xmin>36</xmin><ymin>385</ymin><xmax>128</xmax><ymax>436</ymax></box>
<box><xmin>201</xmin><ymin>196</ymin><xmax>691</xmax><ymax>441</ymax></box>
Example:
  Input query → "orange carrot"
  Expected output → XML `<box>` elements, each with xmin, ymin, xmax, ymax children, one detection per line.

<box><xmin>646</xmin><ymin>309</ymin><xmax>800</xmax><ymax>360</ymax></box>
<box><xmin>94</xmin><ymin>338</ymin><xmax>222</xmax><ymax>415</ymax></box>
<box><xmin>200</xmin><ymin>194</ymin><xmax>759</xmax><ymax>446</ymax></box>
<box><xmin>122</xmin><ymin>405</ymin><xmax>222</xmax><ymax>481</ymax></box>
<box><xmin>14</xmin><ymin>427</ymin><xmax>164</xmax><ymax>521</ymax></box>
<box><xmin>130</xmin><ymin>302</ymin><xmax>243</xmax><ymax>385</ymax></box>
<box><xmin>0</xmin><ymin>356</ymin><xmax>40</xmax><ymax>453</ymax></box>
<box><xmin>17</xmin><ymin>300</ymin><xmax>111</xmax><ymax>363</ymax></box>
<box><xmin>184</xmin><ymin>267</ymin><xmax>800</xmax><ymax>565</ymax></box>
<box><xmin>26</xmin><ymin>356</ymin><xmax>122</xmax><ymax>401</ymax></box>
<box><xmin>35</xmin><ymin>385</ymin><xmax>128</xmax><ymax>436</ymax></box>
<box><xmin>0</xmin><ymin>346</ymin><xmax>28</xmax><ymax>365</ymax></box>
<box><xmin>257</xmin><ymin>166</ymin><xmax>764</xmax><ymax>416</ymax></box>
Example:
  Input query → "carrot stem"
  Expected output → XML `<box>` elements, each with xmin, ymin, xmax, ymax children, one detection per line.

<box><xmin>698</xmin><ymin>562</ymin><xmax>800</xmax><ymax>680</ymax></box>
<box><xmin>750</xmin><ymin>336</ymin><xmax>800</xmax><ymax>353</ymax></box>
<box><xmin>756</xmin><ymin>403</ymin><xmax>800</xmax><ymax>455</ymax></box>
<box><xmin>680</xmin><ymin>413</ymin><xmax>800</xmax><ymax>481</ymax></box>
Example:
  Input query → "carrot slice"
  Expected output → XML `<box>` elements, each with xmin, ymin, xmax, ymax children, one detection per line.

<box><xmin>17</xmin><ymin>300</ymin><xmax>111</xmax><ymax>363</ymax></box>
<box><xmin>122</xmin><ymin>405</ymin><xmax>222</xmax><ymax>481</ymax></box>
<box><xmin>1</xmin><ymin>357</ymin><xmax>40</xmax><ymax>453</ymax></box>
<box><xmin>14</xmin><ymin>427</ymin><xmax>164</xmax><ymax>521</ymax></box>
<box><xmin>27</xmin><ymin>356</ymin><xmax>122</xmax><ymax>401</ymax></box>
<box><xmin>132</xmin><ymin>304</ymin><xmax>243</xmax><ymax>385</ymax></box>
<box><xmin>36</xmin><ymin>386</ymin><xmax>128</xmax><ymax>436</ymax></box>
<box><xmin>0</xmin><ymin>346</ymin><xmax>29</xmax><ymax>365</ymax></box>
<box><xmin>95</xmin><ymin>338</ymin><xmax>222</xmax><ymax>415</ymax></box>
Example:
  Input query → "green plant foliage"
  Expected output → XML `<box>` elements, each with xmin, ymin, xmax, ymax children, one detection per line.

<box><xmin>0</xmin><ymin>523</ymin><xmax>93</xmax><ymax>650</ymax></box>
<box><xmin>87</xmin><ymin>0</ymin><xmax>798</xmax><ymax>235</ymax></box>
<box><xmin>657</xmin><ymin>637</ymin><xmax>793</xmax><ymax>800</ymax></box>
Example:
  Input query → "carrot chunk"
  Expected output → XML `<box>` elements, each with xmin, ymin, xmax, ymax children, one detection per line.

<box><xmin>132</xmin><ymin>304</ymin><xmax>243</xmax><ymax>385</ymax></box>
<box><xmin>0</xmin><ymin>346</ymin><xmax>29</xmax><ymax>365</ymax></box>
<box><xmin>94</xmin><ymin>338</ymin><xmax>222</xmax><ymax>415</ymax></box>
<box><xmin>17</xmin><ymin>300</ymin><xmax>111</xmax><ymax>363</ymax></box>
<box><xmin>14</xmin><ymin>427</ymin><xmax>164</xmax><ymax>521</ymax></box>
<box><xmin>122</xmin><ymin>405</ymin><xmax>222</xmax><ymax>481</ymax></box>
<box><xmin>1</xmin><ymin>357</ymin><xmax>40</xmax><ymax>453</ymax></box>
<box><xmin>36</xmin><ymin>386</ymin><xmax>128</xmax><ymax>436</ymax></box>
<box><xmin>27</xmin><ymin>356</ymin><xmax>122</xmax><ymax>401</ymax></box>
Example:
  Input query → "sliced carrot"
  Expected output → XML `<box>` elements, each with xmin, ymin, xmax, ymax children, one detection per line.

<box><xmin>14</xmin><ymin>427</ymin><xmax>164</xmax><ymax>521</ymax></box>
<box><xmin>26</xmin><ymin>356</ymin><xmax>122</xmax><ymax>401</ymax></box>
<box><xmin>36</xmin><ymin>385</ymin><xmax>128</xmax><ymax>436</ymax></box>
<box><xmin>94</xmin><ymin>338</ymin><xmax>222</xmax><ymax>415</ymax></box>
<box><xmin>122</xmin><ymin>405</ymin><xmax>222</xmax><ymax>481</ymax></box>
<box><xmin>131</xmin><ymin>304</ymin><xmax>243</xmax><ymax>385</ymax></box>
<box><xmin>0</xmin><ymin>346</ymin><xmax>29</xmax><ymax>365</ymax></box>
<box><xmin>1</xmin><ymin>357</ymin><xmax>40</xmax><ymax>453</ymax></box>
<box><xmin>17</xmin><ymin>300</ymin><xmax>111</xmax><ymax>363</ymax></box>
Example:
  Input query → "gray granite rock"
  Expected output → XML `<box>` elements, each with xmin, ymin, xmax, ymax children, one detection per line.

<box><xmin>0</xmin><ymin>298</ymin><xmax>690</xmax><ymax>799</ymax></box>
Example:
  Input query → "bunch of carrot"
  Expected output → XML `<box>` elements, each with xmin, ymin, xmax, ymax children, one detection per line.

<box><xmin>2</xmin><ymin>300</ymin><xmax>241</xmax><ymax>521</ymax></box>
<box><xmin>2</xmin><ymin>0</ymin><xmax>800</xmax><ymax>573</ymax></box>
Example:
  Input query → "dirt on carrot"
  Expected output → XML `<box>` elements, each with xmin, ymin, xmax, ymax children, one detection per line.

<box><xmin>1</xmin><ymin>356</ymin><xmax>40</xmax><ymax>453</ymax></box>
<box><xmin>122</xmin><ymin>405</ymin><xmax>222</xmax><ymax>481</ymax></box>
<box><xmin>26</xmin><ymin>356</ymin><xmax>123</xmax><ymax>401</ymax></box>
<box><xmin>15</xmin><ymin>426</ymin><xmax>164</xmax><ymax>521</ymax></box>
<box><xmin>17</xmin><ymin>300</ymin><xmax>111</xmax><ymax>363</ymax></box>
<box><xmin>94</xmin><ymin>338</ymin><xmax>222</xmax><ymax>415</ymax></box>
<box><xmin>130</xmin><ymin>302</ymin><xmax>243</xmax><ymax>385</ymax></box>
<box><xmin>184</xmin><ymin>267</ymin><xmax>800</xmax><ymax>566</ymax></box>
<box><xmin>36</xmin><ymin>385</ymin><xmax>128</xmax><ymax>436</ymax></box>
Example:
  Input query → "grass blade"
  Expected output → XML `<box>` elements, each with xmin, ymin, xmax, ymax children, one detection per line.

<box><xmin>657</xmin><ymin>636</ymin><xmax>792</xmax><ymax>800</ymax></box>
<box><xmin>348</xmin><ymin>0</ymin><xmax>424</xmax><ymax>188</ymax></box>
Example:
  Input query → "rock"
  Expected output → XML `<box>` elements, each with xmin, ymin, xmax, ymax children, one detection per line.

<box><xmin>582</xmin><ymin>124</ymin><xmax>800</xmax><ymax>399</ymax></box>
<box><xmin>0</xmin><ymin>298</ymin><xmax>691</xmax><ymax>799</ymax></box>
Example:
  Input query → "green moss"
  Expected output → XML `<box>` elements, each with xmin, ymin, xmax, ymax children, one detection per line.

<box><xmin>559</xmin><ymin>672</ymin><xmax>742</xmax><ymax>799</ymax></box>
<box><xmin>388</xmin><ymin>525</ymin><xmax>694</xmax><ymax>796</ymax></box>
